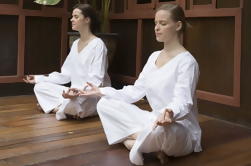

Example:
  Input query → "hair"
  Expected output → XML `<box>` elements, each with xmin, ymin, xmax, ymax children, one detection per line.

<box><xmin>73</xmin><ymin>3</ymin><xmax>100</xmax><ymax>34</ymax></box>
<box><xmin>156</xmin><ymin>3</ymin><xmax>186</xmax><ymax>33</ymax></box>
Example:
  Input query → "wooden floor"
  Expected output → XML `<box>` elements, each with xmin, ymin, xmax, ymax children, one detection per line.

<box><xmin>0</xmin><ymin>95</ymin><xmax>251</xmax><ymax>166</ymax></box>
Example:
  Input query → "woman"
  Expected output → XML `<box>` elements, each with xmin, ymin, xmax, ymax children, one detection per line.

<box><xmin>71</xmin><ymin>3</ymin><xmax>202</xmax><ymax>165</ymax></box>
<box><xmin>23</xmin><ymin>4</ymin><xmax>110</xmax><ymax>120</ymax></box>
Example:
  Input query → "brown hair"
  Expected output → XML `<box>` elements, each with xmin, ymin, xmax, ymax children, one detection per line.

<box><xmin>73</xmin><ymin>4</ymin><xmax>100</xmax><ymax>34</ymax></box>
<box><xmin>156</xmin><ymin>3</ymin><xmax>186</xmax><ymax>33</ymax></box>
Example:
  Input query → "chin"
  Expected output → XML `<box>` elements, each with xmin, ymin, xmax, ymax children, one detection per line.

<box><xmin>156</xmin><ymin>37</ymin><xmax>164</xmax><ymax>42</ymax></box>
<box><xmin>72</xmin><ymin>27</ymin><xmax>79</xmax><ymax>31</ymax></box>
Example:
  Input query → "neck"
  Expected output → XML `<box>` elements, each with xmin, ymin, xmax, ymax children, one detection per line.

<box><xmin>78</xmin><ymin>27</ymin><xmax>93</xmax><ymax>42</ymax></box>
<box><xmin>163</xmin><ymin>35</ymin><xmax>182</xmax><ymax>54</ymax></box>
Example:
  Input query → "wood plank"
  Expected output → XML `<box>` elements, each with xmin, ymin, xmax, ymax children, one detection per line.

<box><xmin>0</xmin><ymin>95</ymin><xmax>36</xmax><ymax>106</ymax></box>
<box><xmin>4</xmin><ymin>139</ymin><xmax>110</xmax><ymax>166</ymax></box>
<box><xmin>0</xmin><ymin>120</ymin><xmax>102</xmax><ymax>141</ymax></box>
<box><xmin>0</xmin><ymin>126</ymin><xmax>103</xmax><ymax>149</ymax></box>
<box><xmin>0</xmin><ymin>95</ymin><xmax>251</xmax><ymax>166</ymax></box>
<box><xmin>0</xmin><ymin>133</ymin><xmax>105</xmax><ymax>160</ymax></box>
<box><xmin>34</xmin><ymin>146</ymin><xmax>131</xmax><ymax>166</ymax></box>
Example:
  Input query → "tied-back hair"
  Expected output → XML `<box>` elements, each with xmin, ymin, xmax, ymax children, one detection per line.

<box><xmin>157</xmin><ymin>3</ymin><xmax>187</xmax><ymax>33</ymax></box>
<box><xmin>73</xmin><ymin>3</ymin><xmax>100</xmax><ymax>34</ymax></box>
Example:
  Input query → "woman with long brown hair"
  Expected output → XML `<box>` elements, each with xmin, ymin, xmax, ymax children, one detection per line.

<box><xmin>24</xmin><ymin>4</ymin><xmax>110</xmax><ymax>120</ymax></box>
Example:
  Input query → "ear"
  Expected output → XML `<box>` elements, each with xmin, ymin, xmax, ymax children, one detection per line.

<box><xmin>84</xmin><ymin>17</ymin><xmax>90</xmax><ymax>24</ymax></box>
<box><xmin>176</xmin><ymin>21</ymin><xmax>182</xmax><ymax>32</ymax></box>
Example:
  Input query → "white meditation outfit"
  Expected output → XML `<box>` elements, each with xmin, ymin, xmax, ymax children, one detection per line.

<box><xmin>34</xmin><ymin>38</ymin><xmax>110</xmax><ymax>120</ymax></box>
<box><xmin>97</xmin><ymin>51</ymin><xmax>202</xmax><ymax>165</ymax></box>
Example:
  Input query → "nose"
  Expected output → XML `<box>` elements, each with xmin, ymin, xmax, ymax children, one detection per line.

<box><xmin>70</xmin><ymin>17</ymin><xmax>74</xmax><ymax>22</ymax></box>
<box><xmin>155</xmin><ymin>24</ymin><xmax>159</xmax><ymax>32</ymax></box>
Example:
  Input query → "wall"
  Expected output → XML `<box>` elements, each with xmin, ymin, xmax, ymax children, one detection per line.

<box><xmin>109</xmin><ymin>0</ymin><xmax>251</xmax><ymax>127</ymax></box>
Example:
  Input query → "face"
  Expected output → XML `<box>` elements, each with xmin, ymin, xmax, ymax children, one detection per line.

<box><xmin>71</xmin><ymin>8</ymin><xmax>90</xmax><ymax>31</ymax></box>
<box><xmin>154</xmin><ymin>10</ymin><xmax>181</xmax><ymax>43</ymax></box>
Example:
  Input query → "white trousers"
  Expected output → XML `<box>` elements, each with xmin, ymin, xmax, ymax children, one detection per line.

<box><xmin>97</xmin><ymin>97</ymin><xmax>194</xmax><ymax>165</ymax></box>
<box><xmin>34</xmin><ymin>82</ymin><xmax>98</xmax><ymax>120</ymax></box>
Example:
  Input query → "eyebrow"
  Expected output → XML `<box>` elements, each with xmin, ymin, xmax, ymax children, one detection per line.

<box><xmin>154</xmin><ymin>20</ymin><xmax>168</xmax><ymax>22</ymax></box>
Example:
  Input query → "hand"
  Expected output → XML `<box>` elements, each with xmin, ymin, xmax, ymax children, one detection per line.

<box><xmin>62</xmin><ymin>88</ymin><xmax>80</xmax><ymax>99</ymax></box>
<box><xmin>78</xmin><ymin>82</ymin><xmax>103</xmax><ymax>97</ymax></box>
<box><xmin>23</xmin><ymin>75</ymin><xmax>36</xmax><ymax>84</ymax></box>
<box><xmin>153</xmin><ymin>109</ymin><xmax>174</xmax><ymax>129</ymax></box>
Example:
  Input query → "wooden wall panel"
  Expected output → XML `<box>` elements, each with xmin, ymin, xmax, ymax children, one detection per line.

<box><xmin>216</xmin><ymin>0</ymin><xmax>241</xmax><ymax>8</ymax></box>
<box><xmin>158</xmin><ymin>0</ymin><xmax>176</xmax><ymax>2</ymax></box>
<box><xmin>24</xmin><ymin>17</ymin><xmax>61</xmax><ymax>75</ymax></box>
<box><xmin>193</xmin><ymin>0</ymin><xmax>212</xmax><ymax>5</ymax></box>
<box><xmin>109</xmin><ymin>0</ymin><xmax>243</xmax><ymax>108</ymax></box>
<box><xmin>0</xmin><ymin>0</ymin><xmax>18</xmax><ymax>4</ymax></box>
<box><xmin>0</xmin><ymin>15</ymin><xmax>18</xmax><ymax>76</ymax></box>
<box><xmin>142</xmin><ymin>19</ymin><xmax>162</xmax><ymax>68</ymax></box>
<box><xmin>112</xmin><ymin>0</ymin><xmax>125</xmax><ymax>13</ymax></box>
<box><xmin>110</xmin><ymin>20</ymin><xmax>137</xmax><ymax>77</ymax></box>
<box><xmin>137</xmin><ymin>0</ymin><xmax>151</xmax><ymax>4</ymax></box>
<box><xmin>23</xmin><ymin>0</ymin><xmax>42</xmax><ymax>10</ymax></box>
<box><xmin>184</xmin><ymin>17</ymin><xmax>235</xmax><ymax>96</ymax></box>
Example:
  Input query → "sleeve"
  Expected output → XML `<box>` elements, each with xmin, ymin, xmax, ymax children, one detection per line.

<box><xmin>158</xmin><ymin>59</ymin><xmax>199</xmax><ymax>121</ymax></box>
<box><xmin>99</xmin><ymin>53</ymin><xmax>156</xmax><ymax>104</ymax></box>
<box><xmin>99</xmin><ymin>81</ymin><xmax>145</xmax><ymax>104</ymax></box>
<box><xmin>34</xmin><ymin>44</ymin><xmax>74</xmax><ymax>84</ymax></box>
<box><xmin>87</xmin><ymin>41</ymin><xmax>108</xmax><ymax>87</ymax></box>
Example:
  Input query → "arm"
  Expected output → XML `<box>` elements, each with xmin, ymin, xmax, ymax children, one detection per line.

<box><xmin>158</xmin><ymin>59</ymin><xmax>199</xmax><ymax>121</ymax></box>
<box><xmin>80</xmin><ymin>52</ymin><xmax>156</xmax><ymax>104</ymax></box>
<box><xmin>99</xmin><ymin>82</ymin><xmax>145</xmax><ymax>104</ymax></box>
<box><xmin>99</xmin><ymin>54</ymin><xmax>155</xmax><ymax>103</ymax></box>
<box><xmin>87</xmin><ymin>41</ymin><xmax>108</xmax><ymax>87</ymax></box>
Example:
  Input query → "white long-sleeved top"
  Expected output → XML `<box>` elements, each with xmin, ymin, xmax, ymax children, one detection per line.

<box><xmin>99</xmin><ymin>51</ymin><xmax>202</xmax><ymax>161</ymax></box>
<box><xmin>35</xmin><ymin>37</ymin><xmax>110</xmax><ymax>88</ymax></box>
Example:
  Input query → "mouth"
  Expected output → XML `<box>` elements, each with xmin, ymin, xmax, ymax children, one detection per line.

<box><xmin>155</xmin><ymin>33</ymin><xmax>162</xmax><ymax>36</ymax></box>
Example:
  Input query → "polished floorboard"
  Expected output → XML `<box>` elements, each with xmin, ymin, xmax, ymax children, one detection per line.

<box><xmin>0</xmin><ymin>95</ymin><xmax>251</xmax><ymax>166</ymax></box>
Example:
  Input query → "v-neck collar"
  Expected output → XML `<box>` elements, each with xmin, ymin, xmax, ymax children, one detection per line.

<box><xmin>76</xmin><ymin>37</ymin><xmax>97</xmax><ymax>54</ymax></box>
<box><xmin>153</xmin><ymin>51</ymin><xmax>188</xmax><ymax>69</ymax></box>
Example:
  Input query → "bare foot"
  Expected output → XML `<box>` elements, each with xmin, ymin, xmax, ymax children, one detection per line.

<box><xmin>51</xmin><ymin>104</ymin><xmax>61</xmax><ymax>114</ymax></box>
<box><xmin>123</xmin><ymin>139</ymin><xmax>135</xmax><ymax>150</ymax></box>
<box><xmin>156</xmin><ymin>151</ymin><xmax>168</xmax><ymax>165</ymax></box>
<box><xmin>127</xmin><ymin>133</ymin><xmax>138</xmax><ymax>140</ymax></box>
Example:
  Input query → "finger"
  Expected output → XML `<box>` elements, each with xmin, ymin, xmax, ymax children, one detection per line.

<box><xmin>73</xmin><ymin>88</ymin><xmax>79</xmax><ymax>93</ymax></box>
<box><xmin>79</xmin><ymin>93</ymin><xmax>87</xmax><ymax>96</ymax></box>
<box><xmin>23</xmin><ymin>78</ymin><xmax>28</xmax><ymax>83</ymax></box>
<box><xmin>83</xmin><ymin>85</ymin><xmax>88</xmax><ymax>91</ymax></box>
<box><xmin>78</xmin><ymin>89</ymin><xmax>85</xmax><ymax>94</ymax></box>
<box><xmin>86</xmin><ymin>82</ymin><xmax>94</xmax><ymax>88</ymax></box>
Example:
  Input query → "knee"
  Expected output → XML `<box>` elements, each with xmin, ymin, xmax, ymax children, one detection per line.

<box><xmin>34</xmin><ymin>82</ymin><xmax>51</xmax><ymax>94</ymax></box>
<box><xmin>34</xmin><ymin>82</ymin><xmax>42</xmax><ymax>93</ymax></box>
